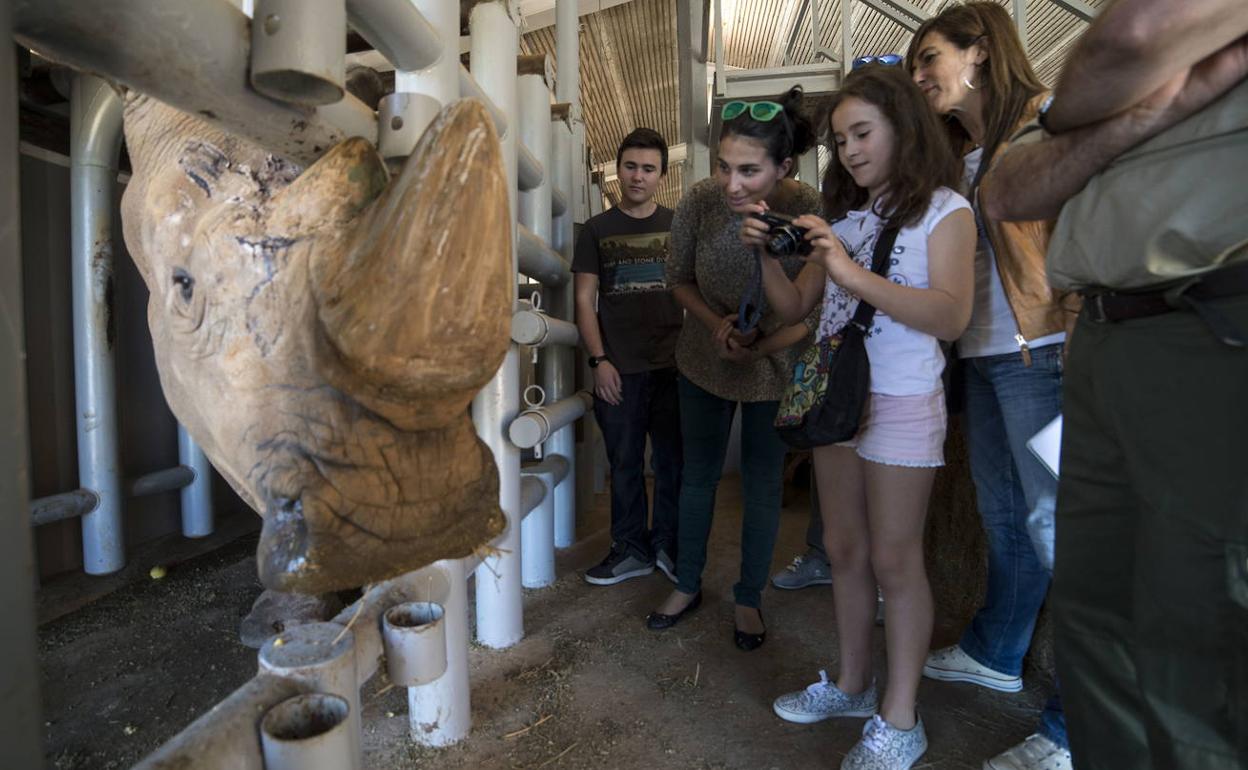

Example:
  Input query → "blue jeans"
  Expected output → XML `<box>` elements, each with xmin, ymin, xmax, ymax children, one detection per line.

<box><xmin>961</xmin><ymin>344</ymin><xmax>1067</xmax><ymax>749</ymax></box>
<box><xmin>593</xmin><ymin>368</ymin><xmax>682</xmax><ymax>561</ymax></box>
<box><xmin>674</xmin><ymin>377</ymin><xmax>787</xmax><ymax>609</ymax></box>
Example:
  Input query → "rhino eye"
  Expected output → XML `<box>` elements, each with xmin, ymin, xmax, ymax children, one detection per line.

<box><xmin>172</xmin><ymin>268</ymin><xmax>195</xmax><ymax>302</ymax></box>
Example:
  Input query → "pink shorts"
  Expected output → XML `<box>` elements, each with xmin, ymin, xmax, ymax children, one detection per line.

<box><xmin>835</xmin><ymin>389</ymin><xmax>947</xmax><ymax>467</ymax></box>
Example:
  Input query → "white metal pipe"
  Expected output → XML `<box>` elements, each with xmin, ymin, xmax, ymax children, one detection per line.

<box><xmin>518</xmin><ymin>72</ymin><xmax>552</xmax><ymax>235</ymax></box>
<box><xmin>458</xmin><ymin>65</ymin><xmax>507</xmax><ymax>136</ymax></box>
<box><xmin>470</xmin><ymin>0</ymin><xmax>523</xmax><ymax>651</ymax></box>
<box><xmin>250</xmin><ymin>0</ymin><xmax>346</xmax><ymax>106</ymax></box>
<box><xmin>518</xmin><ymin>224</ymin><xmax>571</xmax><ymax>286</ymax></box>
<box><xmin>552</xmin><ymin>106</ymin><xmax>579</xmax><ymax>548</ymax></box>
<box><xmin>509</xmin><ymin>392</ymin><xmax>592</xmax><ymax>449</ymax></box>
<box><xmin>346</xmin><ymin>0</ymin><xmax>442</xmax><ymax>72</ymax></box>
<box><xmin>258</xmin><ymin>624</ymin><xmax>362</xmax><ymax>768</ymax></box>
<box><xmin>379</xmin><ymin>0</ymin><xmax>460</xmax><ymax>159</ymax></box>
<box><xmin>520</xmin><ymin>475</ymin><xmax>546</xmax><ymax>519</ymax></box>
<box><xmin>520</xmin><ymin>455</ymin><xmax>569</xmax><ymax>588</ymax></box>
<box><xmin>518</xmin><ymin>142</ymin><xmax>544</xmax><ymax>191</ymax></box>
<box><xmin>381</xmin><ymin>602</ymin><xmax>447</xmax><ymax>686</ymax></box>
<box><xmin>511</xmin><ymin>307</ymin><xmax>579</xmax><ymax>348</ymax></box>
<box><xmin>403</xmin><ymin>558</ymin><xmax>472</xmax><ymax>745</ymax></box>
<box><xmin>260</xmin><ymin>693</ymin><xmax>356</xmax><ymax>770</ymax></box>
<box><xmin>70</xmin><ymin>74</ymin><xmax>125</xmax><ymax>575</ymax></box>
<box><xmin>14</xmin><ymin>0</ymin><xmax>375</xmax><ymax>167</ymax></box>
<box><xmin>178</xmin><ymin>424</ymin><xmax>215</xmax><ymax>537</ymax></box>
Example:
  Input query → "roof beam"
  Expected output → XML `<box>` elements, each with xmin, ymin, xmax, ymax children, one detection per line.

<box><xmin>518</xmin><ymin>0</ymin><xmax>636</xmax><ymax>34</ymax></box>
<box><xmin>1047</xmin><ymin>0</ymin><xmax>1096</xmax><ymax>22</ymax></box>
<box><xmin>863</xmin><ymin>0</ymin><xmax>929</xmax><ymax>32</ymax></box>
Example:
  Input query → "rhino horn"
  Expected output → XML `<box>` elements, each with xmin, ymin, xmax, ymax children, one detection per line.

<box><xmin>309</xmin><ymin>99</ymin><xmax>512</xmax><ymax>431</ymax></box>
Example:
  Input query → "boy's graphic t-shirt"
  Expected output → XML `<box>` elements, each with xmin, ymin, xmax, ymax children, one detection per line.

<box><xmin>820</xmin><ymin>187</ymin><xmax>971</xmax><ymax>396</ymax></box>
<box><xmin>572</xmin><ymin>205</ymin><xmax>682</xmax><ymax>374</ymax></box>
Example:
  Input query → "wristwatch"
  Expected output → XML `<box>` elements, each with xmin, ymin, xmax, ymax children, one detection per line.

<box><xmin>1037</xmin><ymin>94</ymin><xmax>1056</xmax><ymax>134</ymax></box>
<box><xmin>588</xmin><ymin>355</ymin><xmax>608</xmax><ymax>368</ymax></box>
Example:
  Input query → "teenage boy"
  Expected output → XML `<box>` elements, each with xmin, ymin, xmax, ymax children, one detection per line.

<box><xmin>573</xmin><ymin>128</ymin><xmax>683</xmax><ymax>586</ymax></box>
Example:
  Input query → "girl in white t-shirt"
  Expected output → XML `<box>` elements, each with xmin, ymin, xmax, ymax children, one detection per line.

<box><xmin>742</xmin><ymin>65</ymin><xmax>975</xmax><ymax>769</ymax></box>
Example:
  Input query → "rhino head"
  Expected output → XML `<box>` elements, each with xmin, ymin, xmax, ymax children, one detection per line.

<box><xmin>119</xmin><ymin>95</ymin><xmax>509</xmax><ymax>594</ymax></box>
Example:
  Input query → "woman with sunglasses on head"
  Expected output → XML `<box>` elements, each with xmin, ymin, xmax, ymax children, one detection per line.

<box><xmin>907</xmin><ymin>4</ymin><xmax>1077</xmax><ymax>770</ymax></box>
<box><xmin>644</xmin><ymin>87</ymin><xmax>820</xmax><ymax>652</ymax></box>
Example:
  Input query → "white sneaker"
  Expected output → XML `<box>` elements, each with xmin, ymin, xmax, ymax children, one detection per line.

<box><xmin>922</xmin><ymin>645</ymin><xmax>1022</xmax><ymax>692</ymax></box>
<box><xmin>841</xmin><ymin>714</ymin><xmax>928</xmax><ymax>770</ymax></box>
<box><xmin>983</xmin><ymin>733</ymin><xmax>1072</xmax><ymax>770</ymax></box>
<box><xmin>772</xmin><ymin>671</ymin><xmax>878</xmax><ymax>723</ymax></box>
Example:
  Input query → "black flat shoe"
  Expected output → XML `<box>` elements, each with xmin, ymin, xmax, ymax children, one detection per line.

<box><xmin>646</xmin><ymin>591</ymin><xmax>702</xmax><ymax>630</ymax></box>
<box><xmin>734</xmin><ymin>609</ymin><xmax>766</xmax><ymax>651</ymax></box>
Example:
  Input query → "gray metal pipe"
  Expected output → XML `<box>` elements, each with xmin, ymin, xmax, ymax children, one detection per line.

<box><xmin>517</xmin><ymin>224</ymin><xmax>570</xmax><ymax>287</ymax></box>
<box><xmin>552</xmin><ymin>185</ymin><xmax>568</xmax><ymax>217</ymax></box>
<box><xmin>250</xmin><ymin>0</ymin><xmax>347</xmax><ymax>107</ymax></box>
<box><xmin>508</xmin><ymin>392</ymin><xmax>592</xmax><ymax>449</ymax></box>
<box><xmin>511</xmin><ymin>307</ymin><xmax>580</xmax><ymax>348</ymax></box>
<box><xmin>347</xmin><ymin>0</ymin><xmax>441</xmax><ymax>73</ymax></box>
<box><xmin>14</xmin><ymin>0</ymin><xmax>376</xmax><ymax>167</ymax></box>
<box><xmin>129</xmin><ymin>465</ymin><xmax>195</xmax><ymax>498</ymax></box>
<box><xmin>0</xmin><ymin>0</ymin><xmax>45</xmax><ymax>752</ymax></box>
<box><xmin>520</xmin><ymin>475</ymin><xmax>546</xmax><ymax>518</ymax></box>
<box><xmin>30</xmin><ymin>489</ymin><xmax>101</xmax><ymax>526</ymax></box>
<box><xmin>178</xmin><ymin>424</ymin><xmax>214</xmax><ymax>537</ymax></box>
<box><xmin>518</xmin><ymin>143</ymin><xmax>543</xmax><ymax>191</ymax></box>
<box><xmin>458</xmin><ymin>65</ymin><xmax>507</xmax><ymax>137</ymax></box>
<box><xmin>71</xmin><ymin>73</ymin><xmax>125</xmax><ymax>575</ymax></box>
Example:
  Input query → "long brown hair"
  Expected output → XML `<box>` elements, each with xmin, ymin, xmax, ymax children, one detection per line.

<box><xmin>821</xmin><ymin>65</ymin><xmax>960</xmax><ymax>229</ymax></box>
<box><xmin>906</xmin><ymin>2</ymin><xmax>1046</xmax><ymax>167</ymax></box>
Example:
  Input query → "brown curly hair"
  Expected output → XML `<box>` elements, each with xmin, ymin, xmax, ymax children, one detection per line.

<box><xmin>821</xmin><ymin>65</ymin><xmax>961</xmax><ymax>228</ymax></box>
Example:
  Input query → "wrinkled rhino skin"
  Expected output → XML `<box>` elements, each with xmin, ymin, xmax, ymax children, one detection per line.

<box><xmin>120</xmin><ymin>95</ymin><xmax>509</xmax><ymax>593</ymax></box>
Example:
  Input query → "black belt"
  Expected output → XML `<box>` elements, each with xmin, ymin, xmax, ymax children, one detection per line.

<box><xmin>1080</xmin><ymin>261</ymin><xmax>1248</xmax><ymax>347</ymax></box>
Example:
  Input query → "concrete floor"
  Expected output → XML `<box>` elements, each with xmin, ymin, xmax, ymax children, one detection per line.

<box><xmin>38</xmin><ymin>472</ymin><xmax>1054</xmax><ymax>769</ymax></box>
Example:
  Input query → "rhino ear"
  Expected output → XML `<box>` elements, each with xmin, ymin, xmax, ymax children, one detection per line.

<box><xmin>310</xmin><ymin>99</ymin><xmax>513</xmax><ymax>431</ymax></box>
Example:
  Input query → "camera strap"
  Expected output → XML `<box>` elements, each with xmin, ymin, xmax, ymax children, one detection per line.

<box><xmin>845</xmin><ymin>225</ymin><xmax>901</xmax><ymax>333</ymax></box>
<box><xmin>737</xmin><ymin>248</ymin><xmax>764</xmax><ymax>334</ymax></box>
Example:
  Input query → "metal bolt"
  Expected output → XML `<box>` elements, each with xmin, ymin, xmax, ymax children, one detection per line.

<box><xmin>263</xmin><ymin>14</ymin><xmax>281</xmax><ymax>35</ymax></box>
<box><xmin>390</xmin><ymin>116</ymin><xmax>404</xmax><ymax>131</ymax></box>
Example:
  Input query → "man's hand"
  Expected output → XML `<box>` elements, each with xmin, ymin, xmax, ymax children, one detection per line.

<box><xmin>593</xmin><ymin>360</ymin><xmax>623</xmax><ymax>405</ymax></box>
<box><xmin>1127</xmin><ymin>36</ymin><xmax>1248</xmax><ymax>138</ymax></box>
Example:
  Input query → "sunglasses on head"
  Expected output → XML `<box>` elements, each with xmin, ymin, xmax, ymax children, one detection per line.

<box><xmin>721</xmin><ymin>100</ymin><xmax>785</xmax><ymax>122</ymax></box>
<box><xmin>851</xmin><ymin>54</ymin><xmax>903</xmax><ymax>70</ymax></box>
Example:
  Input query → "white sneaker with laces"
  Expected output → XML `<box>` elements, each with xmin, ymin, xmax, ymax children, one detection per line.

<box><xmin>922</xmin><ymin>645</ymin><xmax>1023</xmax><ymax>692</ymax></box>
<box><xmin>772</xmin><ymin>671</ymin><xmax>878</xmax><ymax>723</ymax></box>
<box><xmin>841</xmin><ymin>714</ymin><xmax>927</xmax><ymax>770</ymax></box>
<box><xmin>983</xmin><ymin>733</ymin><xmax>1072</xmax><ymax>770</ymax></box>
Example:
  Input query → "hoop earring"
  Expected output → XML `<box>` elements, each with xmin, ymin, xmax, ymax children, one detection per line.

<box><xmin>962</xmin><ymin>74</ymin><xmax>978</xmax><ymax>91</ymax></box>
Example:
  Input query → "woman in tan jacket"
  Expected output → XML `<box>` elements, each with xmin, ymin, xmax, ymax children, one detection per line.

<box><xmin>907</xmin><ymin>5</ymin><xmax>1075</xmax><ymax>770</ymax></box>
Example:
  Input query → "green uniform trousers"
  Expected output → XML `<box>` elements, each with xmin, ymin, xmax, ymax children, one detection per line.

<box><xmin>1054</xmin><ymin>293</ymin><xmax>1248</xmax><ymax>769</ymax></box>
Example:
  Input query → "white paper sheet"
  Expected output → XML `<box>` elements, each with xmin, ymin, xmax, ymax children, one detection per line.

<box><xmin>1026</xmin><ymin>415</ymin><xmax>1063</xmax><ymax>480</ymax></box>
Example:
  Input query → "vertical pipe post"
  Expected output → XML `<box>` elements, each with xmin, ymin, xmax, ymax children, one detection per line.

<box><xmin>470</xmin><ymin>0</ymin><xmax>523</xmax><ymax>650</ymax></box>
<box><xmin>70</xmin><ymin>74</ymin><xmax>125</xmax><ymax>575</ymax></box>
<box><xmin>1012</xmin><ymin>0</ymin><xmax>1028</xmax><ymax>53</ymax></box>
<box><xmin>403</xmin><ymin>559</ymin><xmax>472</xmax><ymax>745</ymax></box>
<box><xmin>555</xmin><ymin>0</ymin><xmax>584</xmax><ymax>548</ymax></box>
<box><xmin>177</xmin><ymin>424</ymin><xmax>214</xmax><ymax>537</ymax></box>
<box><xmin>841</xmin><ymin>0</ymin><xmax>853</xmax><ymax>71</ymax></box>
<box><xmin>0</xmin><ymin>1</ymin><xmax>45</xmax><ymax>762</ymax></box>
<box><xmin>378</xmin><ymin>0</ymin><xmax>457</xmax><ymax>160</ymax></box>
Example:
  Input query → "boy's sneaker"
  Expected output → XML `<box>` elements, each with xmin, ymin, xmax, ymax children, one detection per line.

<box><xmin>841</xmin><ymin>714</ymin><xmax>928</xmax><ymax>770</ymax></box>
<box><xmin>771</xmin><ymin>553</ymin><xmax>833</xmax><ymax>590</ymax></box>
<box><xmin>922</xmin><ymin>645</ymin><xmax>1023</xmax><ymax>692</ymax></box>
<box><xmin>773</xmin><ymin>671</ymin><xmax>878</xmax><ymax>723</ymax></box>
<box><xmin>584</xmin><ymin>547</ymin><xmax>654</xmax><ymax>586</ymax></box>
<box><xmin>655</xmin><ymin>548</ymin><xmax>678</xmax><ymax>584</ymax></box>
<box><xmin>983</xmin><ymin>733</ymin><xmax>1072</xmax><ymax>770</ymax></box>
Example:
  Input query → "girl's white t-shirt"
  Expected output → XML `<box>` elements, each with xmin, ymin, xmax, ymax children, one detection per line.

<box><xmin>819</xmin><ymin>187</ymin><xmax>971</xmax><ymax>396</ymax></box>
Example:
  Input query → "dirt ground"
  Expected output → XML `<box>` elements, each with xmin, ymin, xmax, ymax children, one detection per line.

<box><xmin>39</xmin><ymin>471</ymin><xmax>1053</xmax><ymax>770</ymax></box>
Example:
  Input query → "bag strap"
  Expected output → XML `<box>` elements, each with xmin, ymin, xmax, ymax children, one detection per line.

<box><xmin>847</xmin><ymin>225</ymin><xmax>901</xmax><ymax>332</ymax></box>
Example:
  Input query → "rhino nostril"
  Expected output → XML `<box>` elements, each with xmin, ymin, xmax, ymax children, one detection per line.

<box><xmin>258</xmin><ymin>495</ymin><xmax>310</xmax><ymax>590</ymax></box>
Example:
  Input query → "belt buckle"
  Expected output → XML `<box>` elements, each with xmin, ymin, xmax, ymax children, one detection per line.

<box><xmin>1087</xmin><ymin>293</ymin><xmax>1109</xmax><ymax>323</ymax></box>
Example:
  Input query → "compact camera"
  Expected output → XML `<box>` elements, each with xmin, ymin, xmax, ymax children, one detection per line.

<box><xmin>750</xmin><ymin>211</ymin><xmax>813</xmax><ymax>257</ymax></box>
